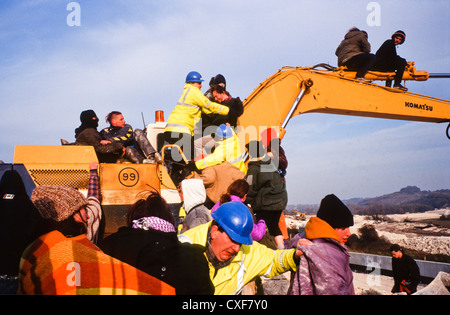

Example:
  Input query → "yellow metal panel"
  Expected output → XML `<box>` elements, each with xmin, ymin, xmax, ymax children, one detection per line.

<box><xmin>99</xmin><ymin>163</ymin><xmax>161</xmax><ymax>205</ymax></box>
<box><xmin>14</xmin><ymin>145</ymin><xmax>97</xmax><ymax>189</ymax></box>
<box><xmin>295</xmin><ymin>70</ymin><xmax>450</xmax><ymax>122</ymax></box>
<box><xmin>14</xmin><ymin>145</ymin><xmax>98</xmax><ymax>164</ymax></box>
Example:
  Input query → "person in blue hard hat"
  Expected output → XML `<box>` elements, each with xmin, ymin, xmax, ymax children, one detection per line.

<box><xmin>178</xmin><ymin>201</ymin><xmax>308</xmax><ymax>295</ymax></box>
<box><xmin>193</xmin><ymin>124</ymin><xmax>246</xmax><ymax>173</ymax></box>
<box><xmin>164</xmin><ymin>71</ymin><xmax>230</xmax><ymax>162</ymax></box>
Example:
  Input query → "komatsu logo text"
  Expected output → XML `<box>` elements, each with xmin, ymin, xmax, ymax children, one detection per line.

<box><xmin>405</xmin><ymin>101</ymin><xmax>433</xmax><ymax>111</ymax></box>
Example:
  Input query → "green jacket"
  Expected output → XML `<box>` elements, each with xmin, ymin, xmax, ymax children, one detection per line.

<box><xmin>245</xmin><ymin>156</ymin><xmax>288</xmax><ymax>211</ymax></box>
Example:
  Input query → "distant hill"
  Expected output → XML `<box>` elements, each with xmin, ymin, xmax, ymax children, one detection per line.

<box><xmin>286</xmin><ymin>186</ymin><xmax>450</xmax><ymax>215</ymax></box>
<box><xmin>345</xmin><ymin>186</ymin><xmax>450</xmax><ymax>215</ymax></box>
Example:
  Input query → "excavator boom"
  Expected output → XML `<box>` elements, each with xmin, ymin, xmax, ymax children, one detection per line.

<box><xmin>238</xmin><ymin>66</ymin><xmax>450</xmax><ymax>140</ymax></box>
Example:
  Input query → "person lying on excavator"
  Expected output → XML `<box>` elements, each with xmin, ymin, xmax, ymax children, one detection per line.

<box><xmin>100</xmin><ymin>111</ymin><xmax>157</xmax><ymax>163</ymax></box>
<box><xmin>192</xmin><ymin>124</ymin><xmax>247</xmax><ymax>174</ymax></box>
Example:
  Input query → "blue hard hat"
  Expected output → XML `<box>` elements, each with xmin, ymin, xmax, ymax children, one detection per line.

<box><xmin>185</xmin><ymin>71</ymin><xmax>204</xmax><ymax>83</ymax></box>
<box><xmin>216</xmin><ymin>124</ymin><xmax>233</xmax><ymax>139</ymax></box>
<box><xmin>212</xmin><ymin>201</ymin><xmax>253</xmax><ymax>245</ymax></box>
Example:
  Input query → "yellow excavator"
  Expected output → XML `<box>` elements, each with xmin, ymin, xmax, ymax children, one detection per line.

<box><xmin>237</xmin><ymin>63</ymin><xmax>450</xmax><ymax>143</ymax></box>
<box><xmin>10</xmin><ymin>63</ymin><xmax>450</xmax><ymax>236</ymax></box>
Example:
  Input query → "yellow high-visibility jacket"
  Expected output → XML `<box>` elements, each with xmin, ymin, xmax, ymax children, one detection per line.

<box><xmin>178</xmin><ymin>221</ymin><xmax>298</xmax><ymax>295</ymax></box>
<box><xmin>195</xmin><ymin>132</ymin><xmax>247</xmax><ymax>173</ymax></box>
<box><xmin>165</xmin><ymin>84</ymin><xmax>229</xmax><ymax>136</ymax></box>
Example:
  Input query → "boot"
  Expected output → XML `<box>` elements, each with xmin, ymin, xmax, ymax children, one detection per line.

<box><xmin>134</xmin><ymin>129</ymin><xmax>156</xmax><ymax>158</ymax></box>
<box><xmin>143</xmin><ymin>153</ymin><xmax>157</xmax><ymax>164</ymax></box>
<box><xmin>393</xmin><ymin>83</ymin><xmax>408</xmax><ymax>91</ymax></box>
<box><xmin>60</xmin><ymin>139</ymin><xmax>75</xmax><ymax>145</ymax></box>
<box><xmin>125</xmin><ymin>146</ymin><xmax>144</xmax><ymax>163</ymax></box>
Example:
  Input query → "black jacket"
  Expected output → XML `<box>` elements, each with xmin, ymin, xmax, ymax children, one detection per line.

<box><xmin>75</xmin><ymin>127</ymin><xmax>124</xmax><ymax>162</ymax></box>
<box><xmin>100</xmin><ymin>227</ymin><xmax>214</xmax><ymax>295</ymax></box>
<box><xmin>372</xmin><ymin>39</ymin><xmax>399</xmax><ymax>70</ymax></box>
<box><xmin>200</xmin><ymin>97</ymin><xmax>244</xmax><ymax>133</ymax></box>
<box><xmin>0</xmin><ymin>170</ymin><xmax>46</xmax><ymax>277</ymax></box>
<box><xmin>392</xmin><ymin>253</ymin><xmax>420</xmax><ymax>293</ymax></box>
<box><xmin>245</xmin><ymin>157</ymin><xmax>288</xmax><ymax>211</ymax></box>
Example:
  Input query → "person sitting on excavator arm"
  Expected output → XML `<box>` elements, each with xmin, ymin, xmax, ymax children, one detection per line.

<box><xmin>371</xmin><ymin>30</ymin><xmax>408</xmax><ymax>91</ymax></box>
<box><xmin>163</xmin><ymin>71</ymin><xmax>231</xmax><ymax>162</ymax></box>
<box><xmin>193</xmin><ymin>124</ymin><xmax>247</xmax><ymax>174</ymax></box>
<box><xmin>178</xmin><ymin>201</ymin><xmax>308</xmax><ymax>295</ymax></box>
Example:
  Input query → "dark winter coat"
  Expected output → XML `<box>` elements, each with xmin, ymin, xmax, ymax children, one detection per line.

<box><xmin>100</xmin><ymin>227</ymin><xmax>214</xmax><ymax>295</ymax></box>
<box><xmin>200</xmin><ymin>97</ymin><xmax>244</xmax><ymax>132</ymax></box>
<box><xmin>372</xmin><ymin>39</ymin><xmax>402</xmax><ymax>70</ymax></box>
<box><xmin>392</xmin><ymin>253</ymin><xmax>420</xmax><ymax>293</ymax></box>
<box><xmin>75</xmin><ymin>127</ymin><xmax>123</xmax><ymax>162</ymax></box>
<box><xmin>0</xmin><ymin>170</ymin><xmax>46</xmax><ymax>278</ymax></box>
<box><xmin>100</xmin><ymin>124</ymin><xmax>135</xmax><ymax>147</ymax></box>
<box><xmin>245</xmin><ymin>156</ymin><xmax>288</xmax><ymax>211</ymax></box>
<box><xmin>335</xmin><ymin>29</ymin><xmax>371</xmax><ymax>66</ymax></box>
<box><xmin>287</xmin><ymin>217</ymin><xmax>355</xmax><ymax>295</ymax></box>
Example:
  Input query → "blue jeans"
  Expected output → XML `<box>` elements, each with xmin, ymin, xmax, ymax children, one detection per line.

<box><xmin>0</xmin><ymin>279</ymin><xmax>19</xmax><ymax>294</ymax></box>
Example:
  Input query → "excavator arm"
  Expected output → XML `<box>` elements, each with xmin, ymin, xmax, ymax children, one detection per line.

<box><xmin>237</xmin><ymin>65</ymin><xmax>450</xmax><ymax>141</ymax></box>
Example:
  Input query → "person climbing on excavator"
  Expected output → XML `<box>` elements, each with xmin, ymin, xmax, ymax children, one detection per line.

<box><xmin>195</xmin><ymin>78</ymin><xmax>244</xmax><ymax>159</ymax></box>
<box><xmin>164</xmin><ymin>71</ymin><xmax>231</xmax><ymax>160</ymax></box>
<box><xmin>193</xmin><ymin>124</ymin><xmax>247</xmax><ymax>173</ymax></box>
<box><xmin>163</xmin><ymin>71</ymin><xmax>233</xmax><ymax>184</ymax></box>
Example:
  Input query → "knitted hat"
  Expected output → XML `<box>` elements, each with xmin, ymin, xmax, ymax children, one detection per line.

<box><xmin>316</xmin><ymin>194</ymin><xmax>354</xmax><ymax>228</ymax></box>
<box><xmin>391</xmin><ymin>30</ymin><xmax>405</xmax><ymax>44</ymax></box>
<box><xmin>209</xmin><ymin>74</ymin><xmax>226</xmax><ymax>87</ymax></box>
<box><xmin>31</xmin><ymin>185</ymin><xmax>88</xmax><ymax>222</ymax></box>
<box><xmin>80</xmin><ymin>110</ymin><xmax>99</xmax><ymax>127</ymax></box>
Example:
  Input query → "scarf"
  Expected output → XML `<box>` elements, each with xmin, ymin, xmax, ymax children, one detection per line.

<box><xmin>132</xmin><ymin>217</ymin><xmax>176</xmax><ymax>233</ymax></box>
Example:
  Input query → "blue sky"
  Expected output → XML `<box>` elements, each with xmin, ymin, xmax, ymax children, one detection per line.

<box><xmin>0</xmin><ymin>0</ymin><xmax>449</xmax><ymax>204</ymax></box>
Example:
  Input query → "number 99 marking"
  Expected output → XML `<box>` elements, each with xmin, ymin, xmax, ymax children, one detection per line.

<box><xmin>118</xmin><ymin>168</ymin><xmax>139</xmax><ymax>187</ymax></box>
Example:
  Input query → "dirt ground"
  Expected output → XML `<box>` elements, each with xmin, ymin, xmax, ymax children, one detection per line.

<box><xmin>280</xmin><ymin>208</ymin><xmax>450</xmax><ymax>295</ymax></box>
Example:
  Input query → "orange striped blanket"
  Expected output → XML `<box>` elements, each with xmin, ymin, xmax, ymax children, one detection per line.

<box><xmin>18</xmin><ymin>230</ymin><xmax>175</xmax><ymax>295</ymax></box>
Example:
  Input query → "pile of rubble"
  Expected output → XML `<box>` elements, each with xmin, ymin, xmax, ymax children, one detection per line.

<box><xmin>351</xmin><ymin>209</ymin><xmax>450</xmax><ymax>256</ymax></box>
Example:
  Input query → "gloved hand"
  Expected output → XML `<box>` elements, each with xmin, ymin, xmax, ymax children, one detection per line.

<box><xmin>186</xmin><ymin>161</ymin><xmax>199</xmax><ymax>173</ymax></box>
